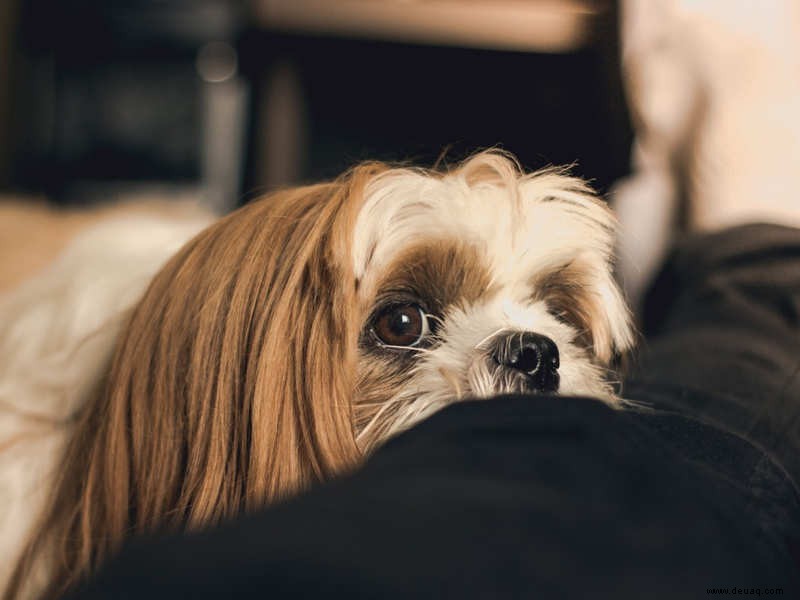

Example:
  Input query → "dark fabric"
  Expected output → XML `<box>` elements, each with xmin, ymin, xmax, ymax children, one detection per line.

<box><xmin>70</xmin><ymin>224</ymin><xmax>800</xmax><ymax>599</ymax></box>
<box><xmin>633</xmin><ymin>223</ymin><xmax>800</xmax><ymax>483</ymax></box>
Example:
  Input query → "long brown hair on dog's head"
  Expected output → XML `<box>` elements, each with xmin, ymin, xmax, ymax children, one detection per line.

<box><xmin>7</xmin><ymin>164</ymin><xmax>387</xmax><ymax>599</ymax></box>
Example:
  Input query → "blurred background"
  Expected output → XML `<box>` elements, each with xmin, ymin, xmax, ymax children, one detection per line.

<box><xmin>0</xmin><ymin>0</ymin><xmax>632</xmax><ymax>212</ymax></box>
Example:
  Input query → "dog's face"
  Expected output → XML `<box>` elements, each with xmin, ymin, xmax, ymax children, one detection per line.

<box><xmin>350</xmin><ymin>156</ymin><xmax>633</xmax><ymax>450</ymax></box>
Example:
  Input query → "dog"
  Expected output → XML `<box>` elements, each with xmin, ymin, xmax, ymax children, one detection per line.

<box><xmin>2</xmin><ymin>151</ymin><xmax>633</xmax><ymax>598</ymax></box>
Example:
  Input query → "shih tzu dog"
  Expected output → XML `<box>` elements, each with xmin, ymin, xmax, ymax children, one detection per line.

<box><xmin>1</xmin><ymin>151</ymin><xmax>633</xmax><ymax>598</ymax></box>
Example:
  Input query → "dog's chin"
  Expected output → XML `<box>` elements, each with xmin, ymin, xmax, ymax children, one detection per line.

<box><xmin>465</xmin><ymin>354</ymin><xmax>561</xmax><ymax>398</ymax></box>
<box><xmin>354</xmin><ymin>342</ymin><xmax>621</xmax><ymax>453</ymax></box>
<box><xmin>490</xmin><ymin>369</ymin><xmax>560</xmax><ymax>397</ymax></box>
<box><xmin>465</xmin><ymin>354</ymin><xmax>617</xmax><ymax>405</ymax></box>
<box><xmin>353</xmin><ymin>376</ymin><xmax>552</xmax><ymax>454</ymax></box>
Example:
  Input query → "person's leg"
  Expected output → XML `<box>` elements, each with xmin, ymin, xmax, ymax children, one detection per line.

<box><xmin>626</xmin><ymin>224</ymin><xmax>800</xmax><ymax>483</ymax></box>
<box><xmin>615</xmin><ymin>0</ymin><xmax>800</xmax><ymax>303</ymax></box>
<box><xmin>618</xmin><ymin>0</ymin><xmax>800</xmax><ymax>483</ymax></box>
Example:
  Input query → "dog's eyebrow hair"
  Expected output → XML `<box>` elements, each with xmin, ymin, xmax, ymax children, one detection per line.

<box><xmin>539</xmin><ymin>196</ymin><xmax>614</xmax><ymax>233</ymax></box>
<box><xmin>541</xmin><ymin>195</ymin><xmax>584</xmax><ymax>206</ymax></box>
<box><xmin>373</xmin><ymin>239</ymin><xmax>493</xmax><ymax>309</ymax></box>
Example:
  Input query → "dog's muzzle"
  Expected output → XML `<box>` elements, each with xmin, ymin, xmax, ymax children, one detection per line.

<box><xmin>491</xmin><ymin>331</ymin><xmax>560</xmax><ymax>393</ymax></box>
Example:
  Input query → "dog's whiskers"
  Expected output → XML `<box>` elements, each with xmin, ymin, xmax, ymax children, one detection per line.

<box><xmin>379</xmin><ymin>344</ymin><xmax>433</xmax><ymax>354</ymax></box>
<box><xmin>356</xmin><ymin>390</ymin><xmax>417</xmax><ymax>449</ymax></box>
<box><xmin>474</xmin><ymin>327</ymin><xmax>509</xmax><ymax>351</ymax></box>
<box><xmin>438</xmin><ymin>367</ymin><xmax>463</xmax><ymax>398</ymax></box>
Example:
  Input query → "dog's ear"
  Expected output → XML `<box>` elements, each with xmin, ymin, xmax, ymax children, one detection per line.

<box><xmin>105</xmin><ymin>172</ymin><xmax>380</xmax><ymax>516</ymax></box>
<box><xmin>573</xmin><ymin>252</ymin><xmax>634</xmax><ymax>366</ymax></box>
<box><xmin>521</xmin><ymin>171</ymin><xmax>635</xmax><ymax>367</ymax></box>
<box><xmin>535</xmin><ymin>252</ymin><xmax>633</xmax><ymax>366</ymax></box>
<box><xmin>16</xmin><ymin>164</ymin><xmax>388</xmax><ymax>596</ymax></box>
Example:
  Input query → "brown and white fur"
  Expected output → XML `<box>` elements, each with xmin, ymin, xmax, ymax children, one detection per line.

<box><xmin>0</xmin><ymin>152</ymin><xmax>633</xmax><ymax>598</ymax></box>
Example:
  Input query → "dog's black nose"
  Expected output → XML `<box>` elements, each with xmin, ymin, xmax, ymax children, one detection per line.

<box><xmin>492</xmin><ymin>332</ymin><xmax>560</xmax><ymax>393</ymax></box>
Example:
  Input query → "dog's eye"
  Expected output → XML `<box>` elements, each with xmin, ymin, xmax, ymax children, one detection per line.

<box><xmin>372</xmin><ymin>304</ymin><xmax>429</xmax><ymax>347</ymax></box>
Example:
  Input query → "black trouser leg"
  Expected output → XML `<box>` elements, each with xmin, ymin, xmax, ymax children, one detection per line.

<box><xmin>626</xmin><ymin>224</ymin><xmax>800</xmax><ymax>483</ymax></box>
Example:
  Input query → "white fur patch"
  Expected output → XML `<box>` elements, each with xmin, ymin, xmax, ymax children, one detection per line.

<box><xmin>0</xmin><ymin>212</ymin><xmax>212</xmax><ymax>594</ymax></box>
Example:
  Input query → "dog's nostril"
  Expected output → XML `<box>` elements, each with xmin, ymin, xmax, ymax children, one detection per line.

<box><xmin>509</xmin><ymin>346</ymin><xmax>541</xmax><ymax>375</ymax></box>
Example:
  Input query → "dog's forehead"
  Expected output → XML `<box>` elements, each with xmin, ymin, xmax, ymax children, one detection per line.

<box><xmin>352</xmin><ymin>171</ymin><xmax>614</xmax><ymax>295</ymax></box>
